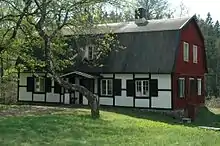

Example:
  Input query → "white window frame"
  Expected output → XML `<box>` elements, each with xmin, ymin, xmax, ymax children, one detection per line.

<box><xmin>197</xmin><ymin>78</ymin><xmax>202</xmax><ymax>95</ymax></box>
<box><xmin>178</xmin><ymin>78</ymin><xmax>185</xmax><ymax>98</ymax></box>
<box><xmin>100</xmin><ymin>79</ymin><xmax>113</xmax><ymax>96</ymax></box>
<box><xmin>88</xmin><ymin>46</ymin><xmax>94</xmax><ymax>60</ymax></box>
<box><xmin>85</xmin><ymin>45</ymin><xmax>94</xmax><ymax>60</ymax></box>
<box><xmin>34</xmin><ymin>77</ymin><xmax>45</xmax><ymax>93</ymax></box>
<box><xmin>135</xmin><ymin>80</ymin><xmax>149</xmax><ymax>97</ymax></box>
<box><xmin>183</xmin><ymin>42</ymin><xmax>189</xmax><ymax>62</ymax></box>
<box><xmin>193</xmin><ymin>45</ymin><xmax>198</xmax><ymax>63</ymax></box>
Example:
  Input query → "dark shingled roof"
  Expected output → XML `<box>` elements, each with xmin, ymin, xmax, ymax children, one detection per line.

<box><xmin>77</xmin><ymin>30</ymin><xmax>180</xmax><ymax>73</ymax></box>
<box><xmin>74</xmin><ymin>16</ymin><xmax>198</xmax><ymax>73</ymax></box>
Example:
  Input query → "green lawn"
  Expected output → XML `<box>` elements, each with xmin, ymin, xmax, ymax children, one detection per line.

<box><xmin>0</xmin><ymin>105</ymin><xmax>220</xmax><ymax>146</ymax></box>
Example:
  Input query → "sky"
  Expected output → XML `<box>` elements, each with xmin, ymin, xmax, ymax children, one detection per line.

<box><xmin>169</xmin><ymin>0</ymin><xmax>220</xmax><ymax>22</ymax></box>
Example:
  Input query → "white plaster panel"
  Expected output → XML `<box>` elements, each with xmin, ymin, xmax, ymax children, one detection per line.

<box><xmin>100</xmin><ymin>74</ymin><xmax>113</xmax><ymax>78</ymax></box>
<box><xmin>94</xmin><ymin>79</ymin><xmax>98</xmax><ymax>94</ymax></box>
<box><xmin>19</xmin><ymin>73</ymin><xmax>32</xmax><ymax>86</ymax></box>
<box><xmin>151</xmin><ymin>74</ymin><xmax>171</xmax><ymax>89</ymax></box>
<box><xmin>151</xmin><ymin>91</ymin><xmax>172</xmax><ymax>109</ymax></box>
<box><xmin>46</xmin><ymin>89</ymin><xmax>60</xmax><ymax>103</ymax></box>
<box><xmin>64</xmin><ymin>93</ymin><xmax>70</xmax><ymax>104</ymax></box>
<box><xmin>135</xmin><ymin>99</ymin><xmax>150</xmax><ymax>108</ymax></box>
<box><xmin>61</xmin><ymin>95</ymin><xmax>64</xmax><ymax>103</ymax></box>
<box><xmin>115</xmin><ymin>74</ymin><xmax>133</xmax><ymax>89</ymax></box>
<box><xmin>115</xmin><ymin>91</ymin><xmax>133</xmax><ymax>107</ymax></box>
<box><xmin>33</xmin><ymin>94</ymin><xmax>45</xmax><ymax>102</ymax></box>
<box><xmin>99</xmin><ymin>97</ymin><xmax>113</xmax><ymax>105</ymax></box>
<box><xmin>135</xmin><ymin>74</ymin><xmax>149</xmax><ymax>79</ymax></box>
<box><xmin>19</xmin><ymin>87</ymin><xmax>32</xmax><ymax>101</ymax></box>
<box><xmin>83</xmin><ymin>96</ymin><xmax>88</xmax><ymax>105</ymax></box>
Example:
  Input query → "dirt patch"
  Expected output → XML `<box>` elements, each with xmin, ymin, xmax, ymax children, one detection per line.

<box><xmin>0</xmin><ymin>105</ymin><xmax>69</xmax><ymax>117</ymax></box>
<box><xmin>206</xmin><ymin>98</ymin><xmax>220</xmax><ymax>108</ymax></box>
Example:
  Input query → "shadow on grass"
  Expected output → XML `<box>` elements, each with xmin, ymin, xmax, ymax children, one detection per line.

<box><xmin>0</xmin><ymin>113</ymin><xmax>139</xmax><ymax>145</ymax></box>
<box><xmin>193</xmin><ymin>107</ymin><xmax>220</xmax><ymax>127</ymax></box>
<box><xmin>100</xmin><ymin>107</ymin><xmax>180</xmax><ymax>124</ymax></box>
<box><xmin>100</xmin><ymin>106</ymin><xmax>220</xmax><ymax>128</ymax></box>
<box><xmin>2</xmin><ymin>103</ymin><xmax>220</xmax><ymax>128</ymax></box>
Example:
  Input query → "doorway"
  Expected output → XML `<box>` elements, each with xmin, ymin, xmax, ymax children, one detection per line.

<box><xmin>79</xmin><ymin>78</ymin><xmax>94</xmax><ymax>105</ymax></box>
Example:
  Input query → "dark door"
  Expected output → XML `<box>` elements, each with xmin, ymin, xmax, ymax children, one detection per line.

<box><xmin>69</xmin><ymin>77</ymin><xmax>76</xmax><ymax>104</ymax></box>
<box><xmin>79</xmin><ymin>78</ymin><xmax>94</xmax><ymax>104</ymax></box>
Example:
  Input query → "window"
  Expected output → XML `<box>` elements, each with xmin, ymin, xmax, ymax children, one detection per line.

<box><xmin>178</xmin><ymin>78</ymin><xmax>185</xmax><ymax>98</ymax></box>
<box><xmin>135</xmin><ymin>80</ymin><xmax>149</xmax><ymax>97</ymax></box>
<box><xmin>101</xmin><ymin>79</ymin><xmax>113</xmax><ymax>96</ymax></box>
<box><xmin>193</xmin><ymin>45</ymin><xmax>198</xmax><ymax>63</ymax></box>
<box><xmin>85</xmin><ymin>45</ymin><xmax>94</xmax><ymax>60</ymax></box>
<box><xmin>189</xmin><ymin>78</ymin><xmax>197</xmax><ymax>96</ymax></box>
<box><xmin>34</xmin><ymin>77</ymin><xmax>45</xmax><ymax>92</ymax></box>
<box><xmin>197</xmin><ymin>78</ymin><xmax>202</xmax><ymax>95</ymax></box>
<box><xmin>88</xmin><ymin>46</ymin><xmax>94</xmax><ymax>60</ymax></box>
<box><xmin>183</xmin><ymin>42</ymin><xmax>189</xmax><ymax>62</ymax></box>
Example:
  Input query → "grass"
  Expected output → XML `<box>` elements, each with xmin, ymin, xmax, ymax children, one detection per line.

<box><xmin>0</xmin><ymin>105</ymin><xmax>220</xmax><ymax>146</ymax></box>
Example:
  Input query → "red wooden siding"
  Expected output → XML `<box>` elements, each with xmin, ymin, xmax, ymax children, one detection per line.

<box><xmin>173</xmin><ymin>19</ymin><xmax>206</xmax><ymax>113</ymax></box>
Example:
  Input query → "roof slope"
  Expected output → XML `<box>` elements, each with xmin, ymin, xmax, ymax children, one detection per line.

<box><xmin>77</xmin><ymin>30</ymin><xmax>180</xmax><ymax>73</ymax></box>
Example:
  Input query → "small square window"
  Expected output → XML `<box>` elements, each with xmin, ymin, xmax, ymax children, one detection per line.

<box><xmin>183</xmin><ymin>42</ymin><xmax>189</xmax><ymax>62</ymax></box>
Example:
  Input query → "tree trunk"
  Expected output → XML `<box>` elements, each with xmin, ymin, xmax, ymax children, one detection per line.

<box><xmin>55</xmin><ymin>77</ymin><xmax>100</xmax><ymax>118</ymax></box>
<box><xmin>44</xmin><ymin>37</ymin><xmax>100</xmax><ymax>118</ymax></box>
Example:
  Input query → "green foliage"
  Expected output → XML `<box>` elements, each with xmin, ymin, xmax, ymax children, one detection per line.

<box><xmin>137</xmin><ymin>0</ymin><xmax>171</xmax><ymax>19</ymax></box>
<box><xmin>198</xmin><ymin>13</ymin><xmax>220</xmax><ymax>97</ymax></box>
<box><xmin>0</xmin><ymin>0</ymin><xmax>125</xmax><ymax>75</ymax></box>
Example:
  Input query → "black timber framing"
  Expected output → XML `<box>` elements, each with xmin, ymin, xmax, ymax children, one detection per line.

<box><xmin>44</xmin><ymin>73</ymin><xmax>47</xmax><ymax>102</ymax></box>
<box><xmin>149</xmin><ymin>73</ymin><xmax>152</xmax><ymax>108</ymax></box>
<box><xmin>17</xmin><ymin>72</ymin><xmax>62</xmax><ymax>104</ymax></box>
<box><xmin>98</xmin><ymin>73</ymin><xmax>172</xmax><ymax>110</ymax></box>
<box><xmin>132</xmin><ymin>73</ymin><xmax>135</xmax><ymax>107</ymax></box>
<box><xmin>17</xmin><ymin>71</ymin><xmax>20</xmax><ymax>102</ymax></box>
<box><xmin>113</xmin><ymin>74</ymin><xmax>115</xmax><ymax>107</ymax></box>
<box><xmin>171</xmin><ymin>73</ymin><xmax>174</xmax><ymax>110</ymax></box>
<box><xmin>18</xmin><ymin>71</ymin><xmax>173</xmax><ymax>110</ymax></box>
<box><xmin>31</xmin><ymin>74</ymin><xmax>34</xmax><ymax>101</ymax></box>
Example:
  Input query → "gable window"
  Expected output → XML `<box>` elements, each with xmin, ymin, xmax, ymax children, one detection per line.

<box><xmin>183</xmin><ymin>42</ymin><xmax>189</xmax><ymax>62</ymax></box>
<box><xmin>34</xmin><ymin>77</ymin><xmax>45</xmax><ymax>93</ymax></box>
<box><xmin>135</xmin><ymin>80</ymin><xmax>149</xmax><ymax>97</ymax></box>
<box><xmin>178</xmin><ymin>78</ymin><xmax>185</xmax><ymax>98</ymax></box>
<box><xmin>85</xmin><ymin>45</ymin><xmax>94</xmax><ymax>60</ymax></box>
<box><xmin>197</xmin><ymin>78</ymin><xmax>202</xmax><ymax>95</ymax></box>
<box><xmin>193</xmin><ymin>45</ymin><xmax>198</xmax><ymax>63</ymax></box>
<box><xmin>101</xmin><ymin>79</ymin><xmax>113</xmax><ymax>96</ymax></box>
<box><xmin>88</xmin><ymin>46</ymin><xmax>94</xmax><ymax>60</ymax></box>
